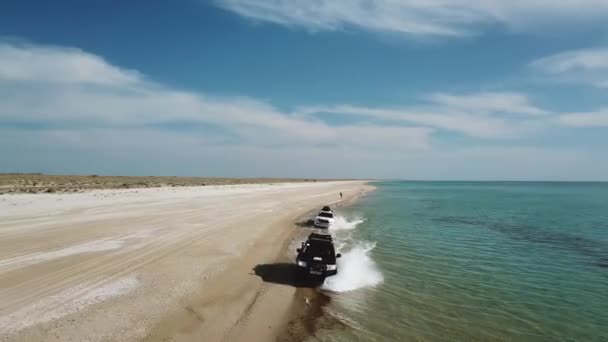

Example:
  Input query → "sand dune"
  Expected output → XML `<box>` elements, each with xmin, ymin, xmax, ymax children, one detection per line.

<box><xmin>0</xmin><ymin>181</ymin><xmax>369</xmax><ymax>341</ymax></box>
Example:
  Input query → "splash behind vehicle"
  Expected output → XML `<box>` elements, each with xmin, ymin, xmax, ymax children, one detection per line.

<box><xmin>314</xmin><ymin>206</ymin><xmax>335</xmax><ymax>228</ymax></box>
<box><xmin>296</xmin><ymin>233</ymin><xmax>341</xmax><ymax>277</ymax></box>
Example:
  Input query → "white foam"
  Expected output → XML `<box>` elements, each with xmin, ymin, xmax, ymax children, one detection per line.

<box><xmin>331</xmin><ymin>215</ymin><xmax>365</xmax><ymax>231</ymax></box>
<box><xmin>322</xmin><ymin>241</ymin><xmax>383</xmax><ymax>292</ymax></box>
<box><xmin>0</xmin><ymin>276</ymin><xmax>140</xmax><ymax>333</ymax></box>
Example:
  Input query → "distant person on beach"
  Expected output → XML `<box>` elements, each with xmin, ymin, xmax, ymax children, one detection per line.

<box><xmin>340</xmin><ymin>192</ymin><xmax>343</xmax><ymax>199</ymax></box>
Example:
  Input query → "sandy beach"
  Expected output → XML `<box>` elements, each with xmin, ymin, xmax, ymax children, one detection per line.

<box><xmin>0</xmin><ymin>181</ymin><xmax>370</xmax><ymax>341</ymax></box>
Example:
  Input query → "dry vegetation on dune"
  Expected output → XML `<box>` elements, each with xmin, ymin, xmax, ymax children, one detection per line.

<box><xmin>0</xmin><ymin>173</ymin><xmax>325</xmax><ymax>194</ymax></box>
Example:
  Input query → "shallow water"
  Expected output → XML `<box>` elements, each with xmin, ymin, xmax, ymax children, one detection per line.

<box><xmin>314</xmin><ymin>181</ymin><xmax>608</xmax><ymax>341</ymax></box>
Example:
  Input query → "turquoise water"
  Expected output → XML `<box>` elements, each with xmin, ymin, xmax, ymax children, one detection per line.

<box><xmin>318</xmin><ymin>182</ymin><xmax>608</xmax><ymax>341</ymax></box>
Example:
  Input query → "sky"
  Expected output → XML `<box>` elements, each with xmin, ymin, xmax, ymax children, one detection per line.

<box><xmin>1</xmin><ymin>0</ymin><xmax>608</xmax><ymax>180</ymax></box>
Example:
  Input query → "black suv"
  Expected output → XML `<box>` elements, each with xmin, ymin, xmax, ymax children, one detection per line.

<box><xmin>296</xmin><ymin>233</ymin><xmax>341</xmax><ymax>277</ymax></box>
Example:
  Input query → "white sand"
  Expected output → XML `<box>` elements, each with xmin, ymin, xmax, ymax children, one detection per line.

<box><xmin>0</xmin><ymin>276</ymin><xmax>140</xmax><ymax>332</ymax></box>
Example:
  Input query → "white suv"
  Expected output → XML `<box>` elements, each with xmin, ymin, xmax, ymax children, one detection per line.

<box><xmin>314</xmin><ymin>207</ymin><xmax>335</xmax><ymax>228</ymax></box>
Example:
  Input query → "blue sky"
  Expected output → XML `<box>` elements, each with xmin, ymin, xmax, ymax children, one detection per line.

<box><xmin>1</xmin><ymin>0</ymin><xmax>608</xmax><ymax>180</ymax></box>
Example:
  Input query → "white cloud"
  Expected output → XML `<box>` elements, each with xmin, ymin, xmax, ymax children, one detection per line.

<box><xmin>429</xmin><ymin>92</ymin><xmax>547</xmax><ymax>116</ymax></box>
<box><xmin>301</xmin><ymin>105</ymin><xmax>514</xmax><ymax>139</ymax></box>
<box><xmin>5</xmin><ymin>127</ymin><xmax>605</xmax><ymax>180</ymax></box>
<box><xmin>0</xmin><ymin>43</ymin><xmax>335</xmax><ymax>146</ymax></box>
<box><xmin>530</xmin><ymin>47</ymin><xmax>608</xmax><ymax>88</ymax></box>
<box><xmin>0</xmin><ymin>42</ymin><xmax>434</xmax><ymax>172</ymax></box>
<box><xmin>1</xmin><ymin>42</ymin><xmax>606</xmax><ymax>180</ymax></box>
<box><xmin>299</xmin><ymin>91</ymin><xmax>546</xmax><ymax>139</ymax></box>
<box><xmin>531</xmin><ymin>48</ymin><xmax>608</xmax><ymax>73</ymax></box>
<box><xmin>335</xmin><ymin>124</ymin><xmax>433</xmax><ymax>149</ymax></box>
<box><xmin>0</xmin><ymin>43</ymin><xmax>140</xmax><ymax>85</ymax></box>
<box><xmin>420</xmin><ymin>146</ymin><xmax>607</xmax><ymax>181</ymax></box>
<box><xmin>557</xmin><ymin>108</ymin><xmax>608</xmax><ymax>127</ymax></box>
<box><xmin>214</xmin><ymin>0</ymin><xmax>608</xmax><ymax>38</ymax></box>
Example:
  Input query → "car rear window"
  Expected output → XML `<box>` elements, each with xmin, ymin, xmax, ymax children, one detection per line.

<box><xmin>304</xmin><ymin>242</ymin><xmax>333</xmax><ymax>256</ymax></box>
<box><xmin>319</xmin><ymin>212</ymin><xmax>333</xmax><ymax>218</ymax></box>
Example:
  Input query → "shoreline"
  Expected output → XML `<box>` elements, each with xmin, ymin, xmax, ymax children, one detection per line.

<box><xmin>198</xmin><ymin>183</ymin><xmax>376</xmax><ymax>342</ymax></box>
<box><xmin>275</xmin><ymin>184</ymin><xmax>377</xmax><ymax>342</ymax></box>
<box><xmin>0</xmin><ymin>180</ymin><xmax>372</xmax><ymax>341</ymax></box>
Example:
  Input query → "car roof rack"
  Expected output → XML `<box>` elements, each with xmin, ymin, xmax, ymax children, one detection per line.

<box><xmin>308</xmin><ymin>233</ymin><xmax>333</xmax><ymax>241</ymax></box>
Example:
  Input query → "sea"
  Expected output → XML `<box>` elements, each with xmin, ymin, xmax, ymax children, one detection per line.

<box><xmin>315</xmin><ymin>181</ymin><xmax>608</xmax><ymax>341</ymax></box>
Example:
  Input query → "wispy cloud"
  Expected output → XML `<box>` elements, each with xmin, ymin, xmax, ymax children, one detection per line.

<box><xmin>530</xmin><ymin>47</ymin><xmax>608</xmax><ymax>88</ymax></box>
<box><xmin>299</xmin><ymin>91</ymin><xmax>546</xmax><ymax>139</ymax></box>
<box><xmin>531</xmin><ymin>48</ymin><xmax>608</xmax><ymax>73</ymax></box>
<box><xmin>0</xmin><ymin>42</ymin><xmax>433</xmax><ymax>159</ymax></box>
<box><xmin>1</xmin><ymin>42</ymin><xmax>606</xmax><ymax>179</ymax></box>
<box><xmin>214</xmin><ymin>0</ymin><xmax>608</xmax><ymax>39</ymax></box>
<box><xmin>429</xmin><ymin>92</ymin><xmax>547</xmax><ymax>116</ymax></box>
<box><xmin>557</xmin><ymin>108</ymin><xmax>608</xmax><ymax>127</ymax></box>
<box><xmin>0</xmin><ymin>43</ymin><xmax>141</xmax><ymax>85</ymax></box>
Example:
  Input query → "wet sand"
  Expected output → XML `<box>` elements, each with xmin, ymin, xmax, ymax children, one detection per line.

<box><xmin>274</xmin><ymin>186</ymin><xmax>375</xmax><ymax>342</ymax></box>
<box><xmin>0</xmin><ymin>181</ymin><xmax>370</xmax><ymax>341</ymax></box>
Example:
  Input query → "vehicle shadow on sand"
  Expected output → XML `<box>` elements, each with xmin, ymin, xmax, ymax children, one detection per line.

<box><xmin>294</xmin><ymin>219</ymin><xmax>315</xmax><ymax>228</ymax></box>
<box><xmin>252</xmin><ymin>263</ymin><xmax>325</xmax><ymax>288</ymax></box>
